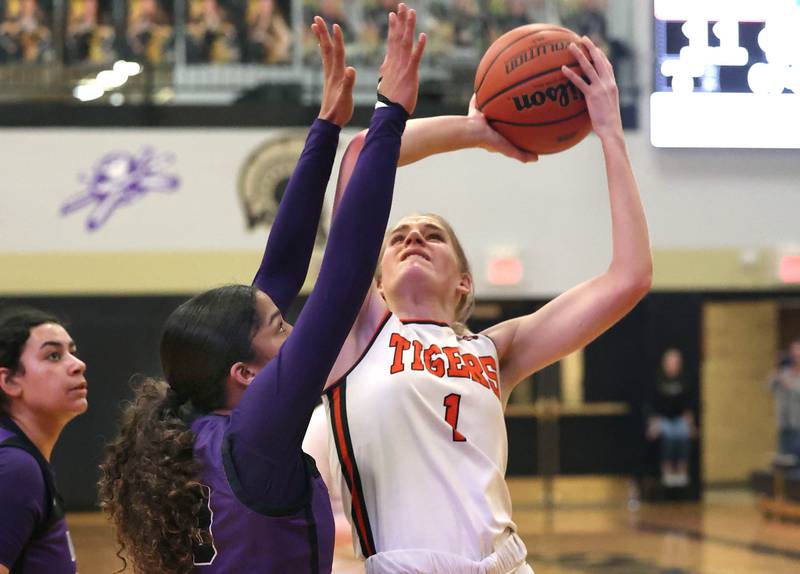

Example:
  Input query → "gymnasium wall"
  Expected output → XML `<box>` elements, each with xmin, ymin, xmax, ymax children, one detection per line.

<box><xmin>0</xmin><ymin>129</ymin><xmax>797</xmax><ymax>298</ymax></box>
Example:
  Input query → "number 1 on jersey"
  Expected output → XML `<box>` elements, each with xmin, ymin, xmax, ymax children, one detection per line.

<box><xmin>443</xmin><ymin>393</ymin><xmax>466</xmax><ymax>442</ymax></box>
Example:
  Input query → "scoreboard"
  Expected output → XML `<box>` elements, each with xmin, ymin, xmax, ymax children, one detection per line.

<box><xmin>651</xmin><ymin>0</ymin><xmax>800</xmax><ymax>148</ymax></box>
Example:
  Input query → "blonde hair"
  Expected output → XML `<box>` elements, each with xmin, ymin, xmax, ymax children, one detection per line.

<box><xmin>377</xmin><ymin>213</ymin><xmax>475</xmax><ymax>335</ymax></box>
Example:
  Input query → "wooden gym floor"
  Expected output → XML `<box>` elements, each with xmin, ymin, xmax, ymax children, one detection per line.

<box><xmin>69</xmin><ymin>477</ymin><xmax>800</xmax><ymax>573</ymax></box>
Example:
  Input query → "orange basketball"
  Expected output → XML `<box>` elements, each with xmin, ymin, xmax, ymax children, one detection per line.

<box><xmin>474</xmin><ymin>24</ymin><xmax>592</xmax><ymax>155</ymax></box>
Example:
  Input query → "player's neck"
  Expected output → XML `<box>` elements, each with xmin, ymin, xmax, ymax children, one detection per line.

<box><xmin>8</xmin><ymin>409</ymin><xmax>65</xmax><ymax>461</ymax></box>
<box><xmin>388</xmin><ymin>292</ymin><xmax>454</xmax><ymax>325</ymax></box>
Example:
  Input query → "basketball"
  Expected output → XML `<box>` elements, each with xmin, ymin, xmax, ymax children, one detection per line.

<box><xmin>474</xmin><ymin>24</ymin><xmax>592</xmax><ymax>155</ymax></box>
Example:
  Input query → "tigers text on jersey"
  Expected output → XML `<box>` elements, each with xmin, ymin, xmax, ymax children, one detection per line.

<box><xmin>324</xmin><ymin>313</ymin><xmax>516</xmax><ymax>561</ymax></box>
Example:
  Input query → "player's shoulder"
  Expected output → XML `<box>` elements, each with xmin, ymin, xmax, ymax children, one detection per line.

<box><xmin>0</xmin><ymin>445</ymin><xmax>45</xmax><ymax>493</ymax></box>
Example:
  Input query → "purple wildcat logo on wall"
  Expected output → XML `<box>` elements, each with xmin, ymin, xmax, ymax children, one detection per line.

<box><xmin>60</xmin><ymin>147</ymin><xmax>180</xmax><ymax>231</ymax></box>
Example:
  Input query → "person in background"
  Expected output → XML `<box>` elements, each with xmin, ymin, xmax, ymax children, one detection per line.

<box><xmin>0</xmin><ymin>306</ymin><xmax>88</xmax><ymax>574</ymax></box>
<box><xmin>769</xmin><ymin>339</ymin><xmax>800</xmax><ymax>462</ymax></box>
<box><xmin>245</xmin><ymin>0</ymin><xmax>291</xmax><ymax>64</ymax></box>
<box><xmin>647</xmin><ymin>348</ymin><xmax>696</xmax><ymax>487</ymax></box>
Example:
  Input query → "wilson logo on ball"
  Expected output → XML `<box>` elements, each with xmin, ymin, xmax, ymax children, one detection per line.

<box><xmin>512</xmin><ymin>81</ymin><xmax>584</xmax><ymax>111</ymax></box>
<box><xmin>474</xmin><ymin>23</ymin><xmax>593</xmax><ymax>154</ymax></box>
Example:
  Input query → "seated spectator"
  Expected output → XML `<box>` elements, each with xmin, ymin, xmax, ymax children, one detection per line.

<box><xmin>489</xmin><ymin>0</ymin><xmax>539</xmax><ymax>42</ymax></box>
<box><xmin>66</xmin><ymin>0</ymin><xmax>115</xmax><ymax>65</ymax></box>
<box><xmin>126</xmin><ymin>0</ymin><xmax>174</xmax><ymax>65</ymax></box>
<box><xmin>647</xmin><ymin>348</ymin><xmax>696</xmax><ymax>487</ymax></box>
<box><xmin>450</xmin><ymin>0</ymin><xmax>481</xmax><ymax>48</ymax></box>
<box><xmin>245</xmin><ymin>0</ymin><xmax>291</xmax><ymax>64</ymax></box>
<box><xmin>558</xmin><ymin>0</ymin><xmax>608</xmax><ymax>48</ymax></box>
<box><xmin>303</xmin><ymin>0</ymin><xmax>353</xmax><ymax>62</ymax></box>
<box><xmin>186</xmin><ymin>0</ymin><xmax>240</xmax><ymax>63</ymax></box>
<box><xmin>0</xmin><ymin>0</ymin><xmax>53</xmax><ymax>63</ymax></box>
<box><xmin>769</xmin><ymin>339</ymin><xmax>800</xmax><ymax>462</ymax></box>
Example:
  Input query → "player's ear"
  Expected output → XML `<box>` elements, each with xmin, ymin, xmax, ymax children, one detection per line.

<box><xmin>375</xmin><ymin>277</ymin><xmax>386</xmax><ymax>300</ymax></box>
<box><xmin>456</xmin><ymin>272</ymin><xmax>472</xmax><ymax>297</ymax></box>
<box><xmin>229</xmin><ymin>362</ymin><xmax>256</xmax><ymax>388</ymax></box>
<box><xmin>0</xmin><ymin>367</ymin><xmax>22</xmax><ymax>400</ymax></box>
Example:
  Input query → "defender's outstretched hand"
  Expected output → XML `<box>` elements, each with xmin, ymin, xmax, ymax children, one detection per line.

<box><xmin>561</xmin><ymin>37</ymin><xmax>623</xmax><ymax>142</ymax></box>
<box><xmin>377</xmin><ymin>3</ymin><xmax>426</xmax><ymax>115</ymax></box>
<box><xmin>312</xmin><ymin>16</ymin><xmax>356</xmax><ymax>127</ymax></box>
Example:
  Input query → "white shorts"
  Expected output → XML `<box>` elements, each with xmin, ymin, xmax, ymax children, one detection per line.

<box><xmin>364</xmin><ymin>531</ymin><xmax>534</xmax><ymax>574</ymax></box>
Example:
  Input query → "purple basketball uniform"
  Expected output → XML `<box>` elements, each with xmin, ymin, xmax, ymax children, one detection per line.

<box><xmin>190</xmin><ymin>415</ymin><xmax>334</xmax><ymax>573</ymax></box>
<box><xmin>182</xmin><ymin>105</ymin><xmax>407</xmax><ymax>573</ymax></box>
<box><xmin>0</xmin><ymin>418</ymin><xmax>76</xmax><ymax>574</ymax></box>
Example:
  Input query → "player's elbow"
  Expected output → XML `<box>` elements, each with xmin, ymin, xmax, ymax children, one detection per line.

<box><xmin>345</xmin><ymin>130</ymin><xmax>368</xmax><ymax>158</ymax></box>
<box><xmin>621</xmin><ymin>266</ymin><xmax>653</xmax><ymax>303</ymax></box>
<box><xmin>607</xmin><ymin>264</ymin><xmax>652</xmax><ymax>308</ymax></box>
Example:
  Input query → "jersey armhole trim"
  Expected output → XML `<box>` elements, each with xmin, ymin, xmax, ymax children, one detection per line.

<box><xmin>325</xmin><ymin>310</ymin><xmax>392</xmax><ymax>393</ymax></box>
<box><xmin>220</xmin><ymin>434</ymin><xmax>317</xmax><ymax>517</ymax></box>
<box><xmin>479</xmin><ymin>332</ymin><xmax>501</xmax><ymax>358</ymax></box>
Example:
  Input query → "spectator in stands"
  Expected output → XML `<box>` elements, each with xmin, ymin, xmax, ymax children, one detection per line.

<box><xmin>647</xmin><ymin>348</ymin><xmax>696</xmax><ymax>487</ymax></box>
<box><xmin>769</xmin><ymin>339</ymin><xmax>800</xmax><ymax>461</ymax></box>
<box><xmin>303</xmin><ymin>0</ymin><xmax>352</xmax><ymax>62</ymax></box>
<box><xmin>450</xmin><ymin>0</ymin><xmax>480</xmax><ymax>48</ymax></box>
<box><xmin>486</xmin><ymin>0</ymin><xmax>532</xmax><ymax>44</ymax></box>
<box><xmin>245</xmin><ymin>0</ymin><xmax>291</xmax><ymax>64</ymax></box>
<box><xmin>66</xmin><ymin>0</ymin><xmax>115</xmax><ymax>65</ymax></box>
<box><xmin>559</xmin><ymin>0</ymin><xmax>608</xmax><ymax>49</ymax></box>
<box><xmin>187</xmin><ymin>0</ymin><xmax>240</xmax><ymax>63</ymax></box>
<box><xmin>0</xmin><ymin>0</ymin><xmax>53</xmax><ymax>63</ymax></box>
<box><xmin>126</xmin><ymin>0</ymin><xmax>173</xmax><ymax>65</ymax></box>
<box><xmin>356</xmin><ymin>0</ymin><xmax>397</xmax><ymax>64</ymax></box>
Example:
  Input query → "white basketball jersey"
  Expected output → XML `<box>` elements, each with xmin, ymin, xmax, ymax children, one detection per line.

<box><xmin>323</xmin><ymin>313</ymin><xmax>516</xmax><ymax>561</ymax></box>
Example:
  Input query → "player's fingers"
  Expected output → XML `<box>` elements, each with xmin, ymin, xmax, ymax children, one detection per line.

<box><xmin>568</xmin><ymin>42</ymin><xmax>599</xmax><ymax>85</ymax></box>
<box><xmin>313</xmin><ymin>17</ymin><xmax>332</xmax><ymax>68</ymax></box>
<box><xmin>410</xmin><ymin>32</ymin><xmax>426</xmax><ymax>68</ymax></box>
<box><xmin>582</xmin><ymin>36</ymin><xmax>608</xmax><ymax>79</ymax></box>
<box><xmin>342</xmin><ymin>66</ymin><xmax>356</xmax><ymax>90</ymax></box>
<box><xmin>561</xmin><ymin>64</ymin><xmax>589</xmax><ymax>93</ymax></box>
<box><xmin>386</xmin><ymin>11</ymin><xmax>398</xmax><ymax>55</ymax></box>
<box><xmin>332</xmin><ymin>23</ymin><xmax>344</xmax><ymax>72</ymax></box>
<box><xmin>403</xmin><ymin>8</ymin><xmax>416</xmax><ymax>53</ymax></box>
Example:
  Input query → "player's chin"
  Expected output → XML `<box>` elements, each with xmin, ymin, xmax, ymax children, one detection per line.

<box><xmin>397</xmin><ymin>263</ymin><xmax>440</xmax><ymax>287</ymax></box>
<box><xmin>66</xmin><ymin>397</ymin><xmax>89</xmax><ymax>415</ymax></box>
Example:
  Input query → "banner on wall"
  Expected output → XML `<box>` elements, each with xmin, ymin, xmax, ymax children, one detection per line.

<box><xmin>0</xmin><ymin>128</ymin><xmax>338</xmax><ymax>254</ymax></box>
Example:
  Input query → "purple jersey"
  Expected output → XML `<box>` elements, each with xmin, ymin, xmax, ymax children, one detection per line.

<box><xmin>190</xmin><ymin>415</ymin><xmax>334</xmax><ymax>573</ymax></box>
<box><xmin>0</xmin><ymin>419</ymin><xmax>76</xmax><ymax>574</ymax></box>
<box><xmin>183</xmin><ymin>105</ymin><xmax>406</xmax><ymax>573</ymax></box>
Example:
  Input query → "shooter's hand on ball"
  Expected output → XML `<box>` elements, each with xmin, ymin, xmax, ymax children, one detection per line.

<box><xmin>561</xmin><ymin>36</ymin><xmax>623</xmax><ymax>143</ymax></box>
<box><xmin>467</xmin><ymin>94</ymin><xmax>538</xmax><ymax>163</ymax></box>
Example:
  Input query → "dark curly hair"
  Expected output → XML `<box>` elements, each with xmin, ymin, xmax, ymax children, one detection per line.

<box><xmin>98</xmin><ymin>285</ymin><xmax>263</xmax><ymax>573</ymax></box>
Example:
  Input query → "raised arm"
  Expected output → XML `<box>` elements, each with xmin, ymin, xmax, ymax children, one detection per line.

<box><xmin>484</xmin><ymin>37</ymin><xmax>653</xmax><ymax>395</ymax></box>
<box><xmin>227</xmin><ymin>6</ymin><xmax>425</xmax><ymax>506</ymax></box>
<box><xmin>325</xmin><ymin>77</ymin><xmax>537</xmax><ymax>384</ymax></box>
<box><xmin>334</xmin><ymin>98</ymin><xmax>537</xmax><ymax>211</ymax></box>
<box><xmin>252</xmin><ymin>18</ymin><xmax>355</xmax><ymax>314</ymax></box>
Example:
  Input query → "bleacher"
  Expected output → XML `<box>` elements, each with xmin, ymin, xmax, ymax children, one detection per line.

<box><xmin>0</xmin><ymin>0</ymin><xmax>638</xmax><ymax>109</ymax></box>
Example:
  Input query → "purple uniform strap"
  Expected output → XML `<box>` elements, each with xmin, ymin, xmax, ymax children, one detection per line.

<box><xmin>0</xmin><ymin>446</ymin><xmax>45</xmax><ymax>569</ymax></box>
<box><xmin>227</xmin><ymin>104</ymin><xmax>408</xmax><ymax>508</ymax></box>
<box><xmin>252</xmin><ymin>119</ymin><xmax>341</xmax><ymax>315</ymax></box>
